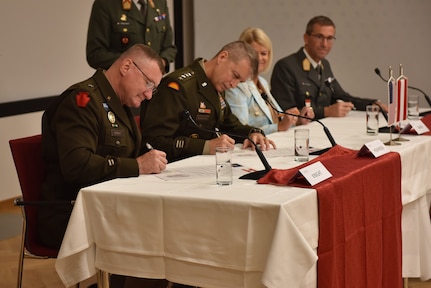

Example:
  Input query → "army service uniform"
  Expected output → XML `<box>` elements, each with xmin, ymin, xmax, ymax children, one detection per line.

<box><xmin>86</xmin><ymin>0</ymin><xmax>176</xmax><ymax>71</ymax></box>
<box><xmin>140</xmin><ymin>58</ymin><xmax>261</xmax><ymax>163</ymax></box>
<box><xmin>39</xmin><ymin>69</ymin><xmax>144</xmax><ymax>249</ymax></box>
<box><xmin>271</xmin><ymin>48</ymin><xmax>377</xmax><ymax>119</ymax></box>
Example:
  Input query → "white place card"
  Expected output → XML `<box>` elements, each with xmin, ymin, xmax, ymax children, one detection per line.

<box><xmin>399</xmin><ymin>119</ymin><xmax>430</xmax><ymax>135</ymax></box>
<box><xmin>299</xmin><ymin>161</ymin><xmax>333</xmax><ymax>186</ymax></box>
<box><xmin>358</xmin><ymin>139</ymin><xmax>390</xmax><ymax>158</ymax></box>
<box><xmin>408</xmin><ymin>120</ymin><xmax>430</xmax><ymax>134</ymax></box>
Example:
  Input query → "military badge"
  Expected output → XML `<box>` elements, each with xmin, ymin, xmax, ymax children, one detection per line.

<box><xmin>198</xmin><ymin>102</ymin><xmax>210</xmax><ymax>114</ymax></box>
<box><xmin>108</xmin><ymin>111</ymin><xmax>116</xmax><ymax>124</ymax></box>
<box><xmin>198</xmin><ymin>108</ymin><xmax>211</xmax><ymax>114</ymax></box>
<box><xmin>302</xmin><ymin>58</ymin><xmax>311</xmax><ymax>71</ymax></box>
<box><xmin>76</xmin><ymin>92</ymin><xmax>90</xmax><ymax>108</ymax></box>
<box><xmin>122</xmin><ymin>0</ymin><xmax>131</xmax><ymax>10</ymax></box>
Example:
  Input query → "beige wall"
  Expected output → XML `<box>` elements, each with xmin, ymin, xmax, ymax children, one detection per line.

<box><xmin>2</xmin><ymin>0</ymin><xmax>431</xmax><ymax>200</ymax></box>
<box><xmin>194</xmin><ymin>0</ymin><xmax>431</xmax><ymax>105</ymax></box>
<box><xmin>0</xmin><ymin>1</ymin><xmax>176</xmax><ymax>201</ymax></box>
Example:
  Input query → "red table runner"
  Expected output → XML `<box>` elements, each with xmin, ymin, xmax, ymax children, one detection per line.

<box><xmin>258</xmin><ymin>145</ymin><xmax>402</xmax><ymax>288</ymax></box>
<box><xmin>421</xmin><ymin>113</ymin><xmax>431</xmax><ymax>134</ymax></box>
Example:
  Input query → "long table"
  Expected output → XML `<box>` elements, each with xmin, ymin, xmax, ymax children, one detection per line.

<box><xmin>55</xmin><ymin>111</ymin><xmax>431</xmax><ymax>287</ymax></box>
<box><xmin>318</xmin><ymin>112</ymin><xmax>431</xmax><ymax>281</ymax></box>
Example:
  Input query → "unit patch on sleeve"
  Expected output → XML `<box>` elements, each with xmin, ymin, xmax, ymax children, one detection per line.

<box><xmin>168</xmin><ymin>82</ymin><xmax>180</xmax><ymax>91</ymax></box>
<box><xmin>76</xmin><ymin>92</ymin><xmax>90</xmax><ymax>108</ymax></box>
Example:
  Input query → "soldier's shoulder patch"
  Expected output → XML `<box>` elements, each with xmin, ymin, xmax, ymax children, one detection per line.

<box><xmin>76</xmin><ymin>91</ymin><xmax>91</xmax><ymax>108</ymax></box>
<box><xmin>167</xmin><ymin>81</ymin><xmax>180</xmax><ymax>91</ymax></box>
<box><xmin>302</xmin><ymin>58</ymin><xmax>310</xmax><ymax>71</ymax></box>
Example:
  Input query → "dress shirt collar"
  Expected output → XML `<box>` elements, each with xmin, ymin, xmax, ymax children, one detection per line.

<box><xmin>133</xmin><ymin>0</ymin><xmax>145</xmax><ymax>9</ymax></box>
<box><xmin>303</xmin><ymin>47</ymin><xmax>321</xmax><ymax>69</ymax></box>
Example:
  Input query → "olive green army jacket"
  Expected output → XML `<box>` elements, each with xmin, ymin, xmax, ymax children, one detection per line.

<box><xmin>39</xmin><ymin>69</ymin><xmax>142</xmax><ymax>248</ymax></box>
<box><xmin>86</xmin><ymin>0</ymin><xmax>177</xmax><ymax>71</ymax></box>
<box><xmin>140</xmin><ymin>58</ymin><xmax>256</xmax><ymax>162</ymax></box>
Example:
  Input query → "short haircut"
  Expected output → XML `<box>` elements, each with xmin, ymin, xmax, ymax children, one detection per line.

<box><xmin>305</xmin><ymin>16</ymin><xmax>336</xmax><ymax>35</ymax></box>
<box><xmin>215</xmin><ymin>40</ymin><xmax>259</xmax><ymax>79</ymax></box>
<box><xmin>239</xmin><ymin>27</ymin><xmax>273</xmax><ymax>73</ymax></box>
<box><xmin>120</xmin><ymin>44</ymin><xmax>164</xmax><ymax>74</ymax></box>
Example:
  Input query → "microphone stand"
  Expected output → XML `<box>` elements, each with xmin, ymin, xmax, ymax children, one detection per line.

<box><xmin>261</xmin><ymin>93</ymin><xmax>336</xmax><ymax>155</ymax></box>
<box><xmin>183</xmin><ymin>110</ymin><xmax>272</xmax><ymax>180</ymax></box>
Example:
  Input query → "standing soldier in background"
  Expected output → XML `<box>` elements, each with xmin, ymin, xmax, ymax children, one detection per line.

<box><xmin>86</xmin><ymin>0</ymin><xmax>177</xmax><ymax>73</ymax></box>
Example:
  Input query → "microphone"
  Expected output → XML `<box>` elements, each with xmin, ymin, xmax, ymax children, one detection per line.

<box><xmin>261</xmin><ymin>93</ymin><xmax>336</xmax><ymax>155</ymax></box>
<box><xmin>324</xmin><ymin>77</ymin><xmax>357</xmax><ymax>111</ymax></box>
<box><xmin>375</xmin><ymin>68</ymin><xmax>431</xmax><ymax>110</ymax></box>
<box><xmin>183</xmin><ymin>110</ymin><xmax>272</xmax><ymax>180</ymax></box>
<box><xmin>324</xmin><ymin>77</ymin><xmax>336</xmax><ymax>93</ymax></box>
<box><xmin>374</xmin><ymin>101</ymin><xmax>388</xmax><ymax>122</ymax></box>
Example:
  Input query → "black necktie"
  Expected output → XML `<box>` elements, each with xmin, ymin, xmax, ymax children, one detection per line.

<box><xmin>138</xmin><ymin>0</ymin><xmax>147</xmax><ymax>19</ymax></box>
<box><xmin>316</xmin><ymin>64</ymin><xmax>322</xmax><ymax>81</ymax></box>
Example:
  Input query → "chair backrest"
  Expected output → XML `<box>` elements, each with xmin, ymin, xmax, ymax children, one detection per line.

<box><xmin>9</xmin><ymin>134</ymin><xmax>57</xmax><ymax>257</ymax></box>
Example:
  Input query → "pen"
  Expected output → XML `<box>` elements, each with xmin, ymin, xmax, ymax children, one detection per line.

<box><xmin>215</xmin><ymin>128</ymin><xmax>222</xmax><ymax>138</ymax></box>
<box><xmin>337</xmin><ymin>99</ymin><xmax>356</xmax><ymax>110</ymax></box>
<box><xmin>146</xmin><ymin>142</ymin><xmax>153</xmax><ymax>150</ymax></box>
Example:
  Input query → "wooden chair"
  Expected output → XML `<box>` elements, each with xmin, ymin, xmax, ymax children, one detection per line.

<box><xmin>9</xmin><ymin>135</ymin><xmax>76</xmax><ymax>288</ymax></box>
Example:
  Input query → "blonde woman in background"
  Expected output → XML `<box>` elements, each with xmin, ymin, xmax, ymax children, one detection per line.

<box><xmin>225</xmin><ymin>27</ymin><xmax>314</xmax><ymax>135</ymax></box>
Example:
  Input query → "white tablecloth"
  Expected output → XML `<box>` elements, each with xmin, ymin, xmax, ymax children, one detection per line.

<box><xmin>55</xmin><ymin>155</ymin><xmax>319</xmax><ymax>288</ymax></box>
<box><xmin>56</xmin><ymin>111</ymin><xmax>431</xmax><ymax>287</ymax></box>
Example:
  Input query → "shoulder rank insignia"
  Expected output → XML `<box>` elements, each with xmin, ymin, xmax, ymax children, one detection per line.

<box><xmin>76</xmin><ymin>92</ymin><xmax>90</xmax><ymax>108</ymax></box>
<box><xmin>122</xmin><ymin>0</ymin><xmax>131</xmax><ymax>10</ymax></box>
<box><xmin>177</xmin><ymin>71</ymin><xmax>194</xmax><ymax>81</ymax></box>
<box><xmin>122</xmin><ymin>0</ymin><xmax>132</xmax><ymax>10</ymax></box>
<box><xmin>168</xmin><ymin>82</ymin><xmax>180</xmax><ymax>91</ymax></box>
<box><xmin>302</xmin><ymin>58</ymin><xmax>311</xmax><ymax>71</ymax></box>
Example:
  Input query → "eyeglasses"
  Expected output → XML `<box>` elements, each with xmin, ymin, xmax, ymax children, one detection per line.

<box><xmin>309</xmin><ymin>33</ymin><xmax>336</xmax><ymax>43</ymax></box>
<box><xmin>132</xmin><ymin>60</ymin><xmax>158</xmax><ymax>94</ymax></box>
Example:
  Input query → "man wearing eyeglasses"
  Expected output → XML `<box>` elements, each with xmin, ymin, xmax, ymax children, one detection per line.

<box><xmin>271</xmin><ymin>15</ymin><xmax>382</xmax><ymax>120</ymax></box>
<box><xmin>39</xmin><ymin>44</ymin><xmax>167</xmax><ymax>252</ymax></box>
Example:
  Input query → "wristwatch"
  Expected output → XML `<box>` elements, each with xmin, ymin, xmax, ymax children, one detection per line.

<box><xmin>249</xmin><ymin>128</ymin><xmax>266</xmax><ymax>137</ymax></box>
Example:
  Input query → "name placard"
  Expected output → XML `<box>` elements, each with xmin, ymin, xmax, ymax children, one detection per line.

<box><xmin>358</xmin><ymin>139</ymin><xmax>390</xmax><ymax>158</ymax></box>
<box><xmin>400</xmin><ymin>119</ymin><xmax>430</xmax><ymax>135</ymax></box>
<box><xmin>299</xmin><ymin>161</ymin><xmax>333</xmax><ymax>186</ymax></box>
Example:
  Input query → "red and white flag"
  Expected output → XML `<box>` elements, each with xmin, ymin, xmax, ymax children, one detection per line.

<box><xmin>396</xmin><ymin>65</ymin><xmax>408</xmax><ymax>122</ymax></box>
<box><xmin>387</xmin><ymin>67</ymin><xmax>397</xmax><ymax>126</ymax></box>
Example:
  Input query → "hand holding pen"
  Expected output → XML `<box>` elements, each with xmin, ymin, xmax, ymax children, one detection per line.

<box><xmin>136</xmin><ymin>142</ymin><xmax>167</xmax><ymax>174</ymax></box>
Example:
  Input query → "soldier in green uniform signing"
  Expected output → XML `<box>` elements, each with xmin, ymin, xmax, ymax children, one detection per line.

<box><xmin>39</xmin><ymin>44</ymin><xmax>167</xmax><ymax>250</ymax></box>
<box><xmin>140</xmin><ymin>41</ymin><xmax>276</xmax><ymax>163</ymax></box>
<box><xmin>86</xmin><ymin>0</ymin><xmax>176</xmax><ymax>73</ymax></box>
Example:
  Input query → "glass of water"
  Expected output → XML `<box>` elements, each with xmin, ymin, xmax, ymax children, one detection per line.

<box><xmin>294</xmin><ymin>129</ymin><xmax>309</xmax><ymax>162</ymax></box>
<box><xmin>215</xmin><ymin>147</ymin><xmax>233</xmax><ymax>185</ymax></box>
